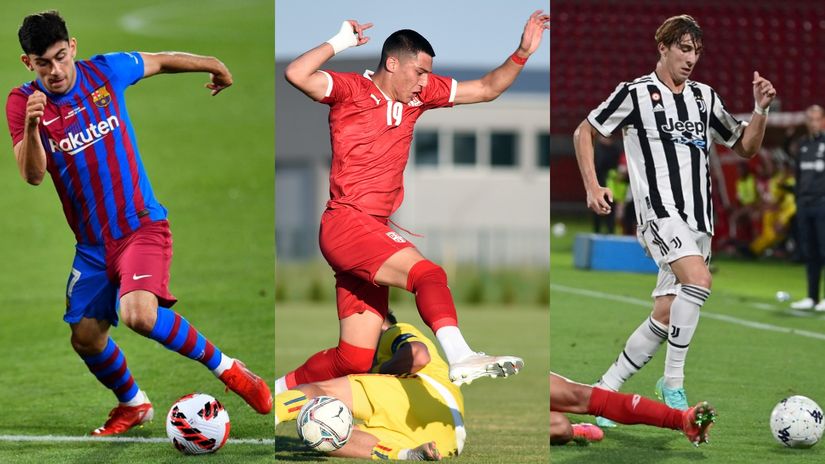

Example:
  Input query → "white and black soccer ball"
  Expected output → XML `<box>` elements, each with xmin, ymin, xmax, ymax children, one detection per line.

<box><xmin>770</xmin><ymin>395</ymin><xmax>825</xmax><ymax>448</ymax></box>
<box><xmin>166</xmin><ymin>393</ymin><xmax>231</xmax><ymax>454</ymax></box>
<box><xmin>297</xmin><ymin>396</ymin><xmax>353</xmax><ymax>452</ymax></box>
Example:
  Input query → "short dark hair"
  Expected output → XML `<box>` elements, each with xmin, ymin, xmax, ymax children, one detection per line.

<box><xmin>655</xmin><ymin>15</ymin><xmax>703</xmax><ymax>52</ymax></box>
<box><xmin>379</xmin><ymin>29</ymin><xmax>435</xmax><ymax>68</ymax></box>
<box><xmin>19</xmin><ymin>10</ymin><xmax>69</xmax><ymax>56</ymax></box>
<box><xmin>386</xmin><ymin>309</ymin><xmax>398</xmax><ymax>326</ymax></box>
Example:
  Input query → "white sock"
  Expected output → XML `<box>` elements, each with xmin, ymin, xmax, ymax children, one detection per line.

<box><xmin>121</xmin><ymin>389</ymin><xmax>148</xmax><ymax>407</ymax></box>
<box><xmin>398</xmin><ymin>449</ymin><xmax>411</xmax><ymax>460</ymax></box>
<box><xmin>274</xmin><ymin>376</ymin><xmax>288</xmax><ymax>395</ymax></box>
<box><xmin>210</xmin><ymin>354</ymin><xmax>234</xmax><ymax>377</ymax></box>
<box><xmin>599</xmin><ymin>316</ymin><xmax>668</xmax><ymax>391</ymax></box>
<box><xmin>664</xmin><ymin>285</ymin><xmax>709</xmax><ymax>388</ymax></box>
<box><xmin>435</xmin><ymin>325</ymin><xmax>474</xmax><ymax>365</ymax></box>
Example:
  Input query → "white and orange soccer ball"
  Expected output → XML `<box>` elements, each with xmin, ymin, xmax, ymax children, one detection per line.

<box><xmin>166</xmin><ymin>393</ymin><xmax>231</xmax><ymax>454</ymax></box>
<box><xmin>770</xmin><ymin>395</ymin><xmax>824</xmax><ymax>448</ymax></box>
<box><xmin>297</xmin><ymin>396</ymin><xmax>353</xmax><ymax>452</ymax></box>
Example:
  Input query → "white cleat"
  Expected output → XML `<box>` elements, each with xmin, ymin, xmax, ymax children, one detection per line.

<box><xmin>790</xmin><ymin>297</ymin><xmax>815</xmax><ymax>310</ymax></box>
<box><xmin>449</xmin><ymin>352</ymin><xmax>523</xmax><ymax>386</ymax></box>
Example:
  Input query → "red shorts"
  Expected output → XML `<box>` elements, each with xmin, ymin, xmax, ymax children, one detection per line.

<box><xmin>105</xmin><ymin>219</ymin><xmax>177</xmax><ymax>308</ymax></box>
<box><xmin>319</xmin><ymin>208</ymin><xmax>414</xmax><ymax>319</ymax></box>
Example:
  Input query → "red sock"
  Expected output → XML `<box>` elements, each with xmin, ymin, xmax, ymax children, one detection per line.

<box><xmin>406</xmin><ymin>260</ymin><xmax>458</xmax><ymax>332</ymax></box>
<box><xmin>587</xmin><ymin>387</ymin><xmax>683</xmax><ymax>430</ymax></box>
<box><xmin>286</xmin><ymin>340</ymin><xmax>375</xmax><ymax>388</ymax></box>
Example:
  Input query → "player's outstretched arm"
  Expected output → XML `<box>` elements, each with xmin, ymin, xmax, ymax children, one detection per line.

<box><xmin>284</xmin><ymin>20</ymin><xmax>372</xmax><ymax>101</ymax></box>
<box><xmin>378</xmin><ymin>341</ymin><xmax>430</xmax><ymax>375</ymax></box>
<box><xmin>734</xmin><ymin>71</ymin><xmax>776</xmax><ymax>158</ymax></box>
<box><xmin>140</xmin><ymin>52</ymin><xmax>232</xmax><ymax>96</ymax></box>
<box><xmin>12</xmin><ymin>90</ymin><xmax>48</xmax><ymax>185</ymax></box>
<box><xmin>454</xmin><ymin>10</ymin><xmax>549</xmax><ymax>105</ymax></box>
<box><xmin>573</xmin><ymin>119</ymin><xmax>614</xmax><ymax>215</ymax></box>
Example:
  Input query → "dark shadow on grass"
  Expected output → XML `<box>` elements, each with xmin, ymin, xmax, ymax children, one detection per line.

<box><xmin>550</xmin><ymin>429</ymin><xmax>711</xmax><ymax>463</ymax></box>
<box><xmin>275</xmin><ymin>435</ymin><xmax>328</xmax><ymax>462</ymax></box>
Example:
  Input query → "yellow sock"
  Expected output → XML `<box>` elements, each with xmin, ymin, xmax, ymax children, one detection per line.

<box><xmin>274</xmin><ymin>389</ymin><xmax>307</xmax><ymax>425</ymax></box>
<box><xmin>371</xmin><ymin>442</ymin><xmax>401</xmax><ymax>460</ymax></box>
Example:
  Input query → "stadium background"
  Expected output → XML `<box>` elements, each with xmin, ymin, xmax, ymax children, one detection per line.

<box><xmin>275</xmin><ymin>1</ymin><xmax>550</xmax><ymax>462</ymax></box>
<box><xmin>550</xmin><ymin>1</ymin><xmax>825</xmax><ymax>462</ymax></box>
<box><xmin>0</xmin><ymin>1</ymin><xmax>274</xmax><ymax>462</ymax></box>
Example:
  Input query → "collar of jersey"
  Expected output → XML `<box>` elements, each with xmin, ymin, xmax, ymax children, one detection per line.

<box><xmin>651</xmin><ymin>70</ymin><xmax>690</xmax><ymax>96</ymax></box>
<box><xmin>362</xmin><ymin>69</ymin><xmax>391</xmax><ymax>101</ymax></box>
<box><xmin>35</xmin><ymin>63</ymin><xmax>83</xmax><ymax>105</ymax></box>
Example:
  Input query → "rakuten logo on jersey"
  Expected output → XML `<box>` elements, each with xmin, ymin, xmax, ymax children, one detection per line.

<box><xmin>48</xmin><ymin>115</ymin><xmax>120</xmax><ymax>155</ymax></box>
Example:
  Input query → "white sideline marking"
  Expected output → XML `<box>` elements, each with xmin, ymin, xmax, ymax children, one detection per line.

<box><xmin>552</xmin><ymin>284</ymin><xmax>825</xmax><ymax>341</ymax></box>
<box><xmin>0</xmin><ymin>434</ymin><xmax>274</xmax><ymax>445</ymax></box>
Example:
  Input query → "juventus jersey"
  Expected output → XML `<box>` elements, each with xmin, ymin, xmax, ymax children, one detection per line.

<box><xmin>587</xmin><ymin>72</ymin><xmax>745</xmax><ymax>235</ymax></box>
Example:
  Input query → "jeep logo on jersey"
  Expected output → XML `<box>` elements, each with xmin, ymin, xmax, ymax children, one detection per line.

<box><xmin>661</xmin><ymin>118</ymin><xmax>707</xmax><ymax>149</ymax></box>
<box><xmin>48</xmin><ymin>115</ymin><xmax>120</xmax><ymax>155</ymax></box>
<box><xmin>661</xmin><ymin>118</ymin><xmax>705</xmax><ymax>134</ymax></box>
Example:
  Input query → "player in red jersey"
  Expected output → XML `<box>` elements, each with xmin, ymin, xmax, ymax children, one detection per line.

<box><xmin>276</xmin><ymin>11</ymin><xmax>549</xmax><ymax>392</ymax></box>
<box><xmin>550</xmin><ymin>372</ymin><xmax>715</xmax><ymax>446</ymax></box>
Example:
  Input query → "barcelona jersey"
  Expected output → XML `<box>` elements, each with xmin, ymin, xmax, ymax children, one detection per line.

<box><xmin>6</xmin><ymin>52</ymin><xmax>167</xmax><ymax>245</ymax></box>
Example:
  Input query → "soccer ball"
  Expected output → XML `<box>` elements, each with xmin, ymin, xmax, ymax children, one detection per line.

<box><xmin>166</xmin><ymin>393</ymin><xmax>231</xmax><ymax>454</ymax></box>
<box><xmin>770</xmin><ymin>395</ymin><xmax>825</xmax><ymax>448</ymax></box>
<box><xmin>297</xmin><ymin>396</ymin><xmax>353</xmax><ymax>452</ymax></box>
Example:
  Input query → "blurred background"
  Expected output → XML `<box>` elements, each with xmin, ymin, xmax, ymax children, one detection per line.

<box><xmin>275</xmin><ymin>1</ymin><xmax>550</xmax><ymax>461</ymax></box>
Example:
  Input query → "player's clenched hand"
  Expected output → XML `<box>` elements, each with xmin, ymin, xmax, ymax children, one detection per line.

<box><xmin>586</xmin><ymin>186</ymin><xmax>614</xmax><ymax>215</ymax></box>
<box><xmin>752</xmin><ymin>71</ymin><xmax>776</xmax><ymax>111</ymax></box>
<box><xmin>206</xmin><ymin>64</ymin><xmax>233</xmax><ymax>96</ymax></box>
<box><xmin>518</xmin><ymin>10</ymin><xmax>550</xmax><ymax>57</ymax></box>
<box><xmin>26</xmin><ymin>91</ymin><xmax>46</xmax><ymax>128</ymax></box>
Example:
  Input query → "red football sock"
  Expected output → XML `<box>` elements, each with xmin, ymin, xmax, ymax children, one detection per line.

<box><xmin>406</xmin><ymin>260</ymin><xmax>458</xmax><ymax>332</ymax></box>
<box><xmin>587</xmin><ymin>387</ymin><xmax>683</xmax><ymax>430</ymax></box>
<box><xmin>286</xmin><ymin>340</ymin><xmax>375</xmax><ymax>388</ymax></box>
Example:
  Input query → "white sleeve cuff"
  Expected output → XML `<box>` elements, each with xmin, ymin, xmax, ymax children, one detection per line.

<box><xmin>318</xmin><ymin>70</ymin><xmax>333</xmax><ymax>98</ymax></box>
<box><xmin>448</xmin><ymin>78</ymin><xmax>457</xmax><ymax>103</ymax></box>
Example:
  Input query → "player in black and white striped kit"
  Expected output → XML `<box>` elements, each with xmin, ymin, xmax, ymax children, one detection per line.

<box><xmin>573</xmin><ymin>15</ymin><xmax>776</xmax><ymax>421</ymax></box>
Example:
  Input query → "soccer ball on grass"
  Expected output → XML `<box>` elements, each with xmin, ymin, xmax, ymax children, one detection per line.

<box><xmin>770</xmin><ymin>395</ymin><xmax>824</xmax><ymax>448</ymax></box>
<box><xmin>297</xmin><ymin>396</ymin><xmax>353</xmax><ymax>452</ymax></box>
<box><xmin>166</xmin><ymin>393</ymin><xmax>231</xmax><ymax>454</ymax></box>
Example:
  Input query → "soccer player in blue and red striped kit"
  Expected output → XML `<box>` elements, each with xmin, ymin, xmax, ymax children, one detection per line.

<box><xmin>5</xmin><ymin>11</ymin><xmax>272</xmax><ymax>435</ymax></box>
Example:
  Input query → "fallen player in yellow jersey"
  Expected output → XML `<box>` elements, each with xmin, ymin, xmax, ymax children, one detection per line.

<box><xmin>275</xmin><ymin>312</ymin><xmax>464</xmax><ymax>460</ymax></box>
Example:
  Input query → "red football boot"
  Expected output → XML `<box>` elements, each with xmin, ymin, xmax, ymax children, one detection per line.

<box><xmin>682</xmin><ymin>401</ymin><xmax>716</xmax><ymax>446</ymax></box>
<box><xmin>572</xmin><ymin>423</ymin><xmax>605</xmax><ymax>443</ymax></box>
<box><xmin>219</xmin><ymin>360</ymin><xmax>273</xmax><ymax>414</ymax></box>
<box><xmin>91</xmin><ymin>403</ymin><xmax>154</xmax><ymax>436</ymax></box>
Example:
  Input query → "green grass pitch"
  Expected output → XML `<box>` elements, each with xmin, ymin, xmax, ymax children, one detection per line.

<box><xmin>549</xmin><ymin>217</ymin><xmax>825</xmax><ymax>463</ymax></box>
<box><xmin>0</xmin><ymin>1</ymin><xmax>274</xmax><ymax>462</ymax></box>
<box><xmin>275</xmin><ymin>301</ymin><xmax>550</xmax><ymax>463</ymax></box>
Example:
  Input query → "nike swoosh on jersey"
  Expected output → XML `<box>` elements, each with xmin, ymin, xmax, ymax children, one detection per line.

<box><xmin>132</xmin><ymin>274</ymin><xmax>153</xmax><ymax>280</ymax></box>
<box><xmin>43</xmin><ymin>116</ymin><xmax>60</xmax><ymax>126</ymax></box>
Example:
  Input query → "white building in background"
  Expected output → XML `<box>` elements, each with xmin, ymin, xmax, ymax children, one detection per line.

<box><xmin>276</xmin><ymin>59</ymin><xmax>549</xmax><ymax>268</ymax></box>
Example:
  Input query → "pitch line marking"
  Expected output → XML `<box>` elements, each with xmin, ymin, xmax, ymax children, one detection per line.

<box><xmin>551</xmin><ymin>284</ymin><xmax>825</xmax><ymax>341</ymax></box>
<box><xmin>0</xmin><ymin>434</ymin><xmax>274</xmax><ymax>445</ymax></box>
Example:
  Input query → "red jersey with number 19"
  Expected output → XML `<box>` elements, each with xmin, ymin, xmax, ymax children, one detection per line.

<box><xmin>319</xmin><ymin>69</ymin><xmax>456</xmax><ymax>218</ymax></box>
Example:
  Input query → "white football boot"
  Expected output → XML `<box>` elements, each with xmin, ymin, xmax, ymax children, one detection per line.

<box><xmin>815</xmin><ymin>300</ymin><xmax>825</xmax><ymax>312</ymax></box>
<box><xmin>790</xmin><ymin>297</ymin><xmax>815</xmax><ymax>310</ymax></box>
<box><xmin>449</xmin><ymin>352</ymin><xmax>523</xmax><ymax>386</ymax></box>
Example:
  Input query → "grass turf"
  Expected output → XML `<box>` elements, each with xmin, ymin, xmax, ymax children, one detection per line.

<box><xmin>549</xmin><ymin>216</ymin><xmax>825</xmax><ymax>462</ymax></box>
<box><xmin>275</xmin><ymin>301</ymin><xmax>549</xmax><ymax>463</ymax></box>
<box><xmin>0</xmin><ymin>1</ymin><xmax>273</xmax><ymax>462</ymax></box>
